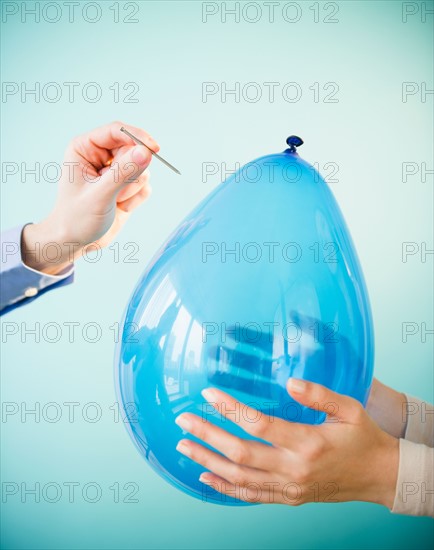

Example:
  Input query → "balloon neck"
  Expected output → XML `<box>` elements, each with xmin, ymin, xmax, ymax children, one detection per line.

<box><xmin>285</xmin><ymin>135</ymin><xmax>304</xmax><ymax>153</ymax></box>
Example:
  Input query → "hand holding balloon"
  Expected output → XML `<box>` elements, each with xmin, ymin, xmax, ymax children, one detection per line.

<box><xmin>175</xmin><ymin>378</ymin><xmax>399</xmax><ymax>506</ymax></box>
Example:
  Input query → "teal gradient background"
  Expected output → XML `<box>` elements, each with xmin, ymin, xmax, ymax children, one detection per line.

<box><xmin>1</xmin><ymin>1</ymin><xmax>433</xmax><ymax>549</ymax></box>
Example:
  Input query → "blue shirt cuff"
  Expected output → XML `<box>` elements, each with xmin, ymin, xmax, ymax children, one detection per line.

<box><xmin>0</xmin><ymin>224</ymin><xmax>74</xmax><ymax>312</ymax></box>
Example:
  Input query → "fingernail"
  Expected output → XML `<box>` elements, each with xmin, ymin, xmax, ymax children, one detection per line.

<box><xmin>199</xmin><ymin>473</ymin><xmax>212</xmax><ymax>484</ymax></box>
<box><xmin>176</xmin><ymin>440</ymin><xmax>191</xmax><ymax>456</ymax></box>
<box><xmin>288</xmin><ymin>378</ymin><xmax>306</xmax><ymax>393</ymax></box>
<box><xmin>175</xmin><ymin>414</ymin><xmax>193</xmax><ymax>432</ymax></box>
<box><xmin>201</xmin><ymin>388</ymin><xmax>216</xmax><ymax>402</ymax></box>
<box><xmin>132</xmin><ymin>146</ymin><xmax>150</xmax><ymax>166</ymax></box>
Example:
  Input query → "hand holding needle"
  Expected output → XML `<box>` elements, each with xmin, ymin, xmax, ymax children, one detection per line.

<box><xmin>120</xmin><ymin>127</ymin><xmax>181</xmax><ymax>175</ymax></box>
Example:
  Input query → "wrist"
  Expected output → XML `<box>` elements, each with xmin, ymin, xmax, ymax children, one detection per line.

<box><xmin>21</xmin><ymin>219</ymin><xmax>82</xmax><ymax>275</ymax></box>
<box><xmin>367</xmin><ymin>379</ymin><xmax>407</xmax><ymax>438</ymax></box>
<box><xmin>367</xmin><ymin>433</ymin><xmax>400</xmax><ymax>509</ymax></box>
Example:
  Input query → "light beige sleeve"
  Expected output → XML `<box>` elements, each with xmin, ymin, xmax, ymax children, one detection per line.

<box><xmin>403</xmin><ymin>395</ymin><xmax>434</xmax><ymax>446</ymax></box>
<box><xmin>391</xmin><ymin>396</ymin><xmax>434</xmax><ymax>517</ymax></box>
<box><xmin>392</xmin><ymin>439</ymin><xmax>434</xmax><ymax>517</ymax></box>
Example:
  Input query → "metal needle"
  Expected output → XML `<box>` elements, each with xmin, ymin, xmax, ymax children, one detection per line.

<box><xmin>120</xmin><ymin>127</ymin><xmax>181</xmax><ymax>175</ymax></box>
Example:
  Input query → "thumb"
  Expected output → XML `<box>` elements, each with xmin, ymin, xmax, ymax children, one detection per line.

<box><xmin>286</xmin><ymin>378</ymin><xmax>362</xmax><ymax>422</ymax></box>
<box><xmin>99</xmin><ymin>145</ymin><xmax>152</xmax><ymax>195</ymax></box>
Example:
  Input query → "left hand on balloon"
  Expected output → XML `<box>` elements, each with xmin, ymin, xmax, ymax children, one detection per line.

<box><xmin>175</xmin><ymin>378</ymin><xmax>399</xmax><ymax>506</ymax></box>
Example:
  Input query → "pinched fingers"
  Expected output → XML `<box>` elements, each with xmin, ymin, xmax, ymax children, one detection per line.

<box><xmin>65</xmin><ymin>121</ymin><xmax>160</xmax><ymax>173</ymax></box>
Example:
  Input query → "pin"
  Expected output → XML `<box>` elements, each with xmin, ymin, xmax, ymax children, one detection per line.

<box><xmin>120</xmin><ymin>127</ymin><xmax>181</xmax><ymax>175</ymax></box>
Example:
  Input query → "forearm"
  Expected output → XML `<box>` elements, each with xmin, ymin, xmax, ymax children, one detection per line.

<box><xmin>0</xmin><ymin>224</ymin><xmax>74</xmax><ymax>313</ymax></box>
<box><xmin>21</xmin><ymin>220</ymin><xmax>82</xmax><ymax>275</ymax></box>
<box><xmin>367</xmin><ymin>378</ymin><xmax>407</xmax><ymax>439</ymax></box>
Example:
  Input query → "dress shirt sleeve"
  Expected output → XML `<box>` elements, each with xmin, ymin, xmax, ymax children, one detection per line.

<box><xmin>0</xmin><ymin>224</ymin><xmax>74</xmax><ymax>314</ymax></box>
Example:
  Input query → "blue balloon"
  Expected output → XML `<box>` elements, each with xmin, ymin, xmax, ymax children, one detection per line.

<box><xmin>115</xmin><ymin>137</ymin><xmax>374</xmax><ymax>505</ymax></box>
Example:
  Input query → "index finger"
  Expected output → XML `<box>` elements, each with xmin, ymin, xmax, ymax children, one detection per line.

<box><xmin>201</xmin><ymin>388</ymin><xmax>311</xmax><ymax>449</ymax></box>
<box><xmin>77</xmin><ymin>121</ymin><xmax>160</xmax><ymax>153</ymax></box>
<box><xmin>71</xmin><ymin>121</ymin><xmax>160</xmax><ymax>157</ymax></box>
<box><xmin>65</xmin><ymin>121</ymin><xmax>160</xmax><ymax>173</ymax></box>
